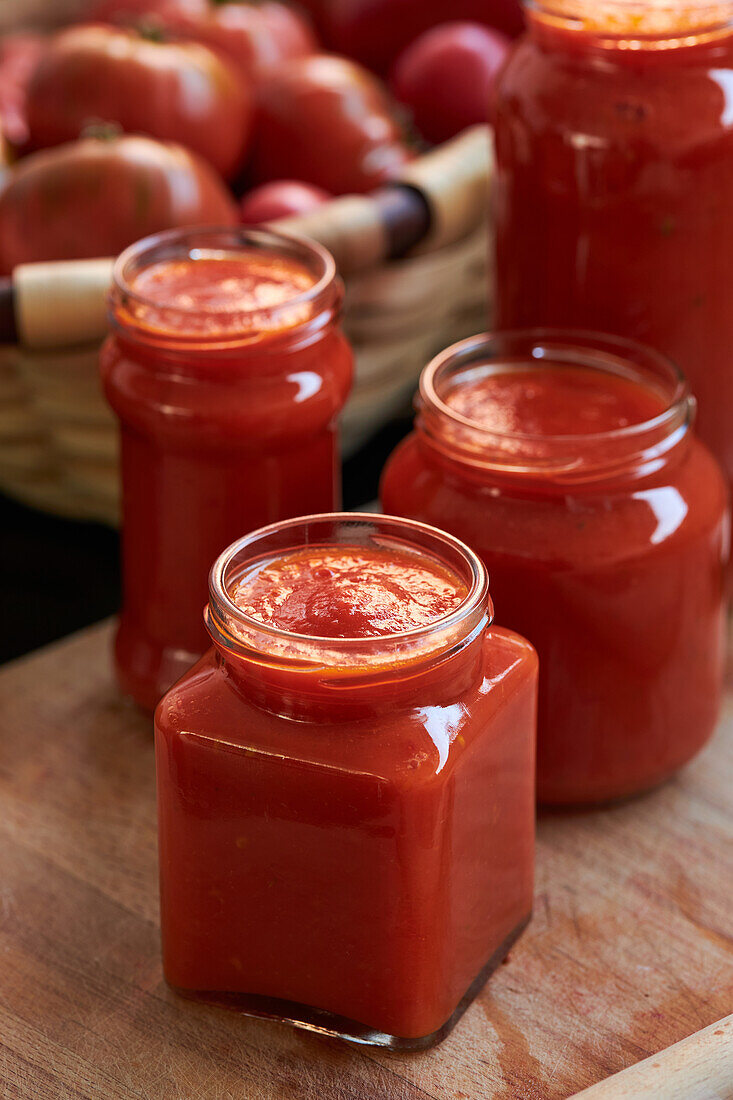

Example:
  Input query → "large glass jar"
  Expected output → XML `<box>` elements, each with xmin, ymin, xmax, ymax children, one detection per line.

<box><xmin>155</xmin><ymin>513</ymin><xmax>537</xmax><ymax>1048</ymax></box>
<box><xmin>494</xmin><ymin>0</ymin><xmax>733</xmax><ymax>490</ymax></box>
<box><xmin>381</xmin><ymin>331</ymin><xmax>729</xmax><ymax>805</ymax></box>
<box><xmin>101</xmin><ymin>227</ymin><xmax>353</xmax><ymax>711</ymax></box>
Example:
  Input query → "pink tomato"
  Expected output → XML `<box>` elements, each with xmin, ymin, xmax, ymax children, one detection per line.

<box><xmin>240</xmin><ymin>180</ymin><xmax>331</xmax><ymax>223</ymax></box>
<box><xmin>391</xmin><ymin>22</ymin><xmax>511</xmax><ymax>143</ymax></box>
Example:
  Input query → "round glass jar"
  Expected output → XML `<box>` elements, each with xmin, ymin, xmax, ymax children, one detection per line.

<box><xmin>101</xmin><ymin>226</ymin><xmax>353</xmax><ymax>710</ymax></box>
<box><xmin>155</xmin><ymin>513</ymin><xmax>537</xmax><ymax>1048</ymax></box>
<box><xmin>380</xmin><ymin>331</ymin><xmax>729</xmax><ymax>805</ymax></box>
<box><xmin>494</xmin><ymin>0</ymin><xmax>733</xmax><ymax>493</ymax></box>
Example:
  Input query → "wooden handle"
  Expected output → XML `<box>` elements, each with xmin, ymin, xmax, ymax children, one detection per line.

<box><xmin>568</xmin><ymin>1014</ymin><xmax>733</xmax><ymax>1100</ymax></box>
<box><xmin>274</xmin><ymin>125</ymin><xmax>493</xmax><ymax>270</ymax></box>
<box><xmin>15</xmin><ymin>258</ymin><xmax>114</xmax><ymax>349</ymax></box>
<box><xmin>396</xmin><ymin>125</ymin><xmax>493</xmax><ymax>252</ymax></box>
<box><xmin>271</xmin><ymin>195</ymin><xmax>390</xmax><ymax>276</ymax></box>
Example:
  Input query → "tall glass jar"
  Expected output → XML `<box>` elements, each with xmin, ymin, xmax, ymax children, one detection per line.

<box><xmin>494</xmin><ymin>0</ymin><xmax>733</xmax><ymax>490</ymax></box>
<box><xmin>101</xmin><ymin>226</ymin><xmax>353</xmax><ymax>710</ymax></box>
<box><xmin>381</xmin><ymin>331</ymin><xmax>729</xmax><ymax>805</ymax></box>
<box><xmin>155</xmin><ymin>513</ymin><xmax>537</xmax><ymax>1047</ymax></box>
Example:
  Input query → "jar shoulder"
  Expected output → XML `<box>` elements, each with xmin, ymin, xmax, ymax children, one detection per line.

<box><xmin>381</xmin><ymin>433</ymin><xmax>729</xmax><ymax>560</ymax></box>
<box><xmin>101</xmin><ymin>330</ymin><xmax>353</xmax><ymax>395</ymax></box>
<box><xmin>101</xmin><ymin>331</ymin><xmax>353</xmax><ymax>441</ymax></box>
<box><xmin>155</xmin><ymin>632</ymin><xmax>537</xmax><ymax>790</ymax></box>
<box><xmin>497</xmin><ymin>35</ymin><xmax>733</xmax><ymax>150</ymax></box>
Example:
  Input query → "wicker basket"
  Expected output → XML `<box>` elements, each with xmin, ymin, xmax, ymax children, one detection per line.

<box><xmin>0</xmin><ymin>128</ymin><xmax>492</xmax><ymax>525</ymax></box>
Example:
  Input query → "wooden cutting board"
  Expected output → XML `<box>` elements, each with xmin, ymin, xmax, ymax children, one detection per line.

<box><xmin>0</xmin><ymin>621</ymin><xmax>731</xmax><ymax>1100</ymax></box>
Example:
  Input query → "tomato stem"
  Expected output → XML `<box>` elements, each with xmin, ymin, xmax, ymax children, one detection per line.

<box><xmin>135</xmin><ymin>19</ymin><xmax>169</xmax><ymax>43</ymax></box>
<box><xmin>81</xmin><ymin>121</ymin><xmax>123</xmax><ymax>142</ymax></box>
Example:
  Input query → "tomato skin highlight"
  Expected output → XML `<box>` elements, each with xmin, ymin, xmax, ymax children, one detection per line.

<box><xmin>239</xmin><ymin>179</ymin><xmax>331</xmax><ymax>223</ymax></box>
<box><xmin>171</xmin><ymin>0</ymin><xmax>317</xmax><ymax>80</ymax></box>
<box><xmin>391</xmin><ymin>22</ymin><xmax>511</xmax><ymax>143</ymax></box>
<box><xmin>0</xmin><ymin>33</ymin><xmax>47</xmax><ymax>149</ymax></box>
<box><xmin>0</xmin><ymin>134</ymin><xmax>239</xmax><ymax>274</ymax></box>
<box><xmin>86</xmin><ymin>0</ymin><xmax>316</xmax><ymax>81</ymax></box>
<box><xmin>26</xmin><ymin>24</ymin><xmax>253</xmax><ymax>179</ymax></box>
<box><xmin>253</xmin><ymin>54</ymin><xmax>411</xmax><ymax>195</ymax></box>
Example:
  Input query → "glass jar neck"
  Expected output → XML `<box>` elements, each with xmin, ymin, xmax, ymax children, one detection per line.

<box><xmin>109</xmin><ymin>225</ymin><xmax>342</xmax><ymax>375</ymax></box>
<box><xmin>416</xmin><ymin>330</ymin><xmax>694</xmax><ymax>494</ymax></box>
<box><xmin>527</xmin><ymin>0</ymin><xmax>733</xmax><ymax>53</ymax></box>
<box><xmin>205</xmin><ymin>514</ymin><xmax>492</xmax><ymax>722</ymax></box>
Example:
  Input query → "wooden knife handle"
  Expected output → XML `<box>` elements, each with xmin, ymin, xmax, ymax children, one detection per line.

<box><xmin>567</xmin><ymin>1014</ymin><xmax>733</xmax><ymax>1100</ymax></box>
<box><xmin>396</xmin><ymin>124</ymin><xmax>493</xmax><ymax>252</ymax></box>
<box><xmin>14</xmin><ymin>257</ymin><xmax>114</xmax><ymax>349</ymax></box>
<box><xmin>276</xmin><ymin>124</ymin><xmax>492</xmax><ymax>269</ymax></box>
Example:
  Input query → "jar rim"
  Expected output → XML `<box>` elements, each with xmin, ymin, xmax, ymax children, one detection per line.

<box><xmin>418</xmin><ymin>329</ymin><xmax>694</xmax><ymax>484</ymax></box>
<box><xmin>206</xmin><ymin>512</ymin><xmax>491</xmax><ymax>665</ymax></box>
<box><xmin>111</xmin><ymin>224</ymin><xmax>339</xmax><ymax>350</ymax></box>
<box><xmin>525</xmin><ymin>0</ymin><xmax>733</xmax><ymax>43</ymax></box>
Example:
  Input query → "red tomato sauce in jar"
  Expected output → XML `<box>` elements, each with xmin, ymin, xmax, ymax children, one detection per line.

<box><xmin>380</xmin><ymin>331</ymin><xmax>729</xmax><ymax>806</ymax></box>
<box><xmin>442</xmin><ymin>363</ymin><xmax>667</xmax><ymax>437</ymax></box>
<box><xmin>494</xmin><ymin>0</ymin><xmax>733</xmax><ymax>493</ymax></box>
<box><xmin>101</xmin><ymin>227</ymin><xmax>353</xmax><ymax>711</ymax></box>
<box><xmin>155</xmin><ymin>513</ymin><xmax>537</xmax><ymax>1047</ymax></box>
<box><xmin>230</xmin><ymin>543</ymin><xmax>467</xmax><ymax>636</ymax></box>
<box><xmin>127</xmin><ymin>254</ymin><xmax>317</xmax><ymax>334</ymax></box>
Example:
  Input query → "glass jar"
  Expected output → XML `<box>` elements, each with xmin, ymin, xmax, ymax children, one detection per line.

<box><xmin>101</xmin><ymin>226</ymin><xmax>353</xmax><ymax>711</ymax></box>
<box><xmin>380</xmin><ymin>331</ymin><xmax>729</xmax><ymax>805</ymax></box>
<box><xmin>155</xmin><ymin>513</ymin><xmax>537</xmax><ymax>1048</ymax></box>
<box><xmin>494</xmin><ymin>0</ymin><xmax>733</xmax><ymax>491</ymax></box>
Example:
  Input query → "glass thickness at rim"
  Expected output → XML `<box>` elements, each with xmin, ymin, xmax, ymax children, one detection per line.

<box><xmin>110</xmin><ymin>225</ymin><xmax>339</xmax><ymax>350</ymax></box>
<box><xmin>526</xmin><ymin>0</ymin><xmax>733</xmax><ymax>41</ymax></box>
<box><xmin>206</xmin><ymin>512</ymin><xmax>491</xmax><ymax>667</ymax></box>
<box><xmin>417</xmin><ymin>329</ymin><xmax>694</xmax><ymax>483</ymax></box>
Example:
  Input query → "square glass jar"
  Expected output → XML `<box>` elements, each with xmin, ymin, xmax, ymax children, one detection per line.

<box><xmin>155</xmin><ymin>513</ymin><xmax>537</xmax><ymax>1047</ymax></box>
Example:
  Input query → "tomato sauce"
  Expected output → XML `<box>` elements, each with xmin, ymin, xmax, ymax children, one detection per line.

<box><xmin>494</xmin><ymin>0</ymin><xmax>733</xmax><ymax>493</ymax></box>
<box><xmin>128</xmin><ymin>254</ymin><xmax>316</xmax><ymax>335</ymax></box>
<box><xmin>442</xmin><ymin>363</ymin><xmax>667</xmax><ymax>437</ymax></box>
<box><xmin>381</xmin><ymin>332</ymin><xmax>729</xmax><ymax>805</ymax></box>
<box><xmin>230</xmin><ymin>543</ymin><xmax>467</xmax><ymax>636</ymax></box>
<box><xmin>155</xmin><ymin>514</ymin><xmax>537</xmax><ymax>1046</ymax></box>
<box><xmin>101</xmin><ymin>227</ymin><xmax>353</xmax><ymax>711</ymax></box>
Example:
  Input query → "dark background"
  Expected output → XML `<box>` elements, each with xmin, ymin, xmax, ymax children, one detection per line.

<box><xmin>0</xmin><ymin>415</ymin><xmax>412</xmax><ymax>664</ymax></box>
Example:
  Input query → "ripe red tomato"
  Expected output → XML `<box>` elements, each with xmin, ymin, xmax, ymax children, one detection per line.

<box><xmin>322</xmin><ymin>0</ymin><xmax>523</xmax><ymax>74</ymax></box>
<box><xmin>87</xmin><ymin>0</ymin><xmax>316</xmax><ymax>81</ymax></box>
<box><xmin>26</xmin><ymin>25</ymin><xmax>252</xmax><ymax>179</ymax></box>
<box><xmin>391</xmin><ymin>22</ymin><xmax>510</xmax><ymax>143</ymax></box>
<box><xmin>178</xmin><ymin>1</ymin><xmax>316</xmax><ymax>79</ymax></box>
<box><xmin>0</xmin><ymin>33</ymin><xmax>47</xmax><ymax>149</ymax></box>
<box><xmin>254</xmin><ymin>54</ymin><xmax>410</xmax><ymax>194</ymax></box>
<box><xmin>0</xmin><ymin>134</ymin><xmax>238</xmax><ymax>273</ymax></box>
<box><xmin>239</xmin><ymin>179</ymin><xmax>331</xmax><ymax>223</ymax></box>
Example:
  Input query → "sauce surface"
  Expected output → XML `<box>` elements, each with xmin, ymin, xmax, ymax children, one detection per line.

<box><xmin>442</xmin><ymin>364</ymin><xmax>667</xmax><ymax>437</ymax></box>
<box><xmin>128</xmin><ymin>252</ymin><xmax>316</xmax><ymax>336</ymax></box>
<box><xmin>230</xmin><ymin>544</ymin><xmax>467</xmax><ymax>638</ymax></box>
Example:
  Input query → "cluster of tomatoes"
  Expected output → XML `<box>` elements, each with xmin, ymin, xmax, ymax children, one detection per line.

<box><xmin>0</xmin><ymin>0</ymin><xmax>521</xmax><ymax>275</ymax></box>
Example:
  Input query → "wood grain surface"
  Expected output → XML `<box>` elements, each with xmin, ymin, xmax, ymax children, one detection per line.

<box><xmin>0</xmin><ymin>621</ymin><xmax>731</xmax><ymax>1100</ymax></box>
